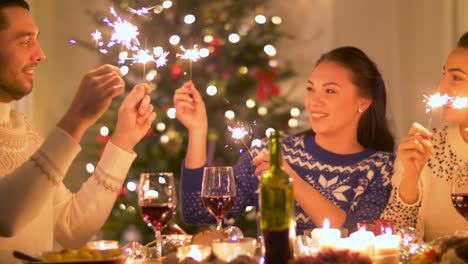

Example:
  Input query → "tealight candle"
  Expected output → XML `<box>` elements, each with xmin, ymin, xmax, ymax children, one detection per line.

<box><xmin>373</xmin><ymin>228</ymin><xmax>400</xmax><ymax>264</ymax></box>
<box><xmin>310</xmin><ymin>218</ymin><xmax>341</xmax><ymax>248</ymax></box>
<box><xmin>348</xmin><ymin>227</ymin><xmax>375</xmax><ymax>257</ymax></box>
<box><xmin>177</xmin><ymin>245</ymin><xmax>212</xmax><ymax>262</ymax></box>
<box><xmin>86</xmin><ymin>240</ymin><xmax>119</xmax><ymax>250</ymax></box>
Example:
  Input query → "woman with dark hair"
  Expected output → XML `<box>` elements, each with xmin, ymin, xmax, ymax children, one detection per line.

<box><xmin>174</xmin><ymin>46</ymin><xmax>395</xmax><ymax>234</ymax></box>
<box><xmin>381</xmin><ymin>32</ymin><xmax>468</xmax><ymax>241</ymax></box>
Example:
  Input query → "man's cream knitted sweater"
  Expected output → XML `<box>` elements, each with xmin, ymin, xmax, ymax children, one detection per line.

<box><xmin>0</xmin><ymin>109</ymin><xmax>136</xmax><ymax>263</ymax></box>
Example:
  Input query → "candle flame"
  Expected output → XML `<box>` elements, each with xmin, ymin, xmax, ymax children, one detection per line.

<box><xmin>188</xmin><ymin>246</ymin><xmax>203</xmax><ymax>261</ymax></box>
<box><xmin>384</xmin><ymin>227</ymin><xmax>392</xmax><ymax>235</ymax></box>
<box><xmin>323</xmin><ymin>218</ymin><xmax>330</xmax><ymax>229</ymax></box>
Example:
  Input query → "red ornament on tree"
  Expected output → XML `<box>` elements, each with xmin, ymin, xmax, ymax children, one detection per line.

<box><xmin>254</xmin><ymin>70</ymin><xmax>280</xmax><ymax>101</ymax></box>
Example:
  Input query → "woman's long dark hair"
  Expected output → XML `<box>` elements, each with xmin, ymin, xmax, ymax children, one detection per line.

<box><xmin>315</xmin><ymin>46</ymin><xmax>395</xmax><ymax>152</ymax></box>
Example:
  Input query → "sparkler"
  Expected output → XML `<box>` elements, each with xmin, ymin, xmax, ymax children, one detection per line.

<box><xmin>228</xmin><ymin>123</ymin><xmax>255</xmax><ymax>158</ymax></box>
<box><xmin>177</xmin><ymin>45</ymin><xmax>200</xmax><ymax>80</ymax></box>
<box><xmin>104</xmin><ymin>7</ymin><xmax>140</xmax><ymax>50</ymax></box>
<box><xmin>423</xmin><ymin>92</ymin><xmax>450</xmax><ymax>129</ymax></box>
<box><xmin>423</xmin><ymin>93</ymin><xmax>468</xmax><ymax>129</ymax></box>
<box><xmin>128</xmin><ymin>6</ymin><xmax>156</xmax><ymax>16</ymax></box>
<box><xmin>91</xmin><ymin>30</ymin><xmax>102</xmax><ymax>48</ymax></box>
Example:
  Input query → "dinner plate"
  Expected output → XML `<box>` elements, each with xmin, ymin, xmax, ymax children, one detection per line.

<box><xmin>23</xmin><ymin>256</ymin><xmax>127</xmax><ymax>264</ymax></box>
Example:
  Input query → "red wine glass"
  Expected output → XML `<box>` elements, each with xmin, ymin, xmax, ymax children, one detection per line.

<box><xmin>201</xmin><ymin>166</ymin><xmax>236</xmax><ymax>230</ymax></box>
<box><xmin>138</xmin><ymin>172</ymin><xmax>177</xmax><ymax>260</ymax></box>
<box><xmin>451</xmin><ymin>162</ymin><xmax>468</xmax><ymax>221</ymax></box>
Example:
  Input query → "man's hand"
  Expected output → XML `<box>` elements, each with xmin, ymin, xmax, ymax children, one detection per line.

<box><xmin>111</xmin><ymin>83</ymin><xmax>157</xmax><ymax>152</ymax></box>
<box><xmin>59</xmin><ymin>64</ymin><xmax>125</xmax><ymax>141</ymax></box>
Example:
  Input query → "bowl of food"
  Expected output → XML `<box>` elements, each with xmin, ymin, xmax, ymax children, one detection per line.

<box><xmin>20</xmin><ymin>246</ymin><xmax>127</xmax><ymax>264</ymax></box>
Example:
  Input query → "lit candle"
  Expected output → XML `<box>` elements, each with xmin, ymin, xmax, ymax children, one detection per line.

<box><xmin>310</xmin><ymin>218</ymin><xmax>341</xmax><ymax>248</ymax></box>
<box><xmin>373</xmin><ymin>228</ymin><xmax>400</xmax><ymax>264</ymax></box>
<box><xmin>177</xmin><ymin>245</ymin><xmax>212</xmax><ymax>262</ymax></box>
<box><xmin>348</xmin><ymin>227</ymin><xmax>375</xmax><ymax>257</ymax></box>
<box><xmin>86</xmin><ymin>240</ymin><xmax>119</xmax><ymax>250</ymax></box>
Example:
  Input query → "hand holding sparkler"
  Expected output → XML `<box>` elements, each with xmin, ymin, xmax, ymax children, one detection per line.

<box><xmin>173</xmin><ymin>81</ymin><xmax>207</xmax><ymax>133</ymax></box>
<box><xmin>396</xmin><ymin>122</ymin><xmax>433</xmax><ymax>203</ymax></box>
<box><xmin>174</xmin><ymin>81</ymin><xmax>208</xmax><ymax>168</ymax></box>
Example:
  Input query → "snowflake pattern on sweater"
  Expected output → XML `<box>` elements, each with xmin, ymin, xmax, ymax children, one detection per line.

<box><xmin>181</xmin><ymin>132</ymin><xmax>394</xmax><ymax>234</ymax></box>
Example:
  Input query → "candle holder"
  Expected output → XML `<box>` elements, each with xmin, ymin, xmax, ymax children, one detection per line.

<box><xmin>176</xmin><ymin>245</ymin><xmax>212</xmax><ymax>262</ymax></box>
<box><xmin>211</xmin><ymin>237</ymin><xmax>257</xmax><ymax>262</ymax></box>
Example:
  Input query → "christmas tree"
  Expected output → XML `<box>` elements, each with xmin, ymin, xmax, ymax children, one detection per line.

<box><xmin>79</xmin><ymin>0</ymin><xmax>302</xmax><ymax>244</ymax></box>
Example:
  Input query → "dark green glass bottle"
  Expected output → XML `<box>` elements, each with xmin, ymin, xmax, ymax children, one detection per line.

<box><xmin>259</xmin><ymin>130</ymin><xmax>295</xmax><ymax>264</ymax></box>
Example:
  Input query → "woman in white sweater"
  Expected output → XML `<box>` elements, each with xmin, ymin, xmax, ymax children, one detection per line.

<box><xmin>381</xmin><ymin>32</ymin><xmax>468</xmax><ymax>241</ymax></box>
<box><xmin>0</xmin><ymin>1</ymin><xmax>156</xmax><ymax>262</ymax></box>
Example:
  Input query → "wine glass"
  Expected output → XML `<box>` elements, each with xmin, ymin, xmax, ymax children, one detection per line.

<box><xmin>201</xmin><ymin>166</ymin><xmax>236</xmax><ymax>230</ymax></box>
<box><xmin>138</xmin><ymin>172</ymin><xmax>177</xmax><ymax>260</ymax></box>
<box><xmin>451</xmin><ymin>162</ymin><xmax>468</xmax><ymax>221</ymax></box>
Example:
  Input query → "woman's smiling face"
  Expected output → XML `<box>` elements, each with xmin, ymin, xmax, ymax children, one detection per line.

<box><xmin>306</xmin><ymin>61</ymin><xmax>369</xmax><ymax>138</ymax></box>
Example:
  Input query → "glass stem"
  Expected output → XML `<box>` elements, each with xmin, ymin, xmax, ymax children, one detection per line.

<box><xmin>216</xmin><ymin>218</ymin><xmax>223</xmax><ymax>230</ymax></box>
<box><xmin>154</xmin><ymin>228</ymin><xmax>162</xmax><ymax>260</ymax></box>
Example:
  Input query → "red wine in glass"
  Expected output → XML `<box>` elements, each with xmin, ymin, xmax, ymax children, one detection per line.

<box><xmin>140</xmin><ymin>203</ymin><xmax>177</xmax><ymax>230</ymax></box>
<box><xmin>138</xmin><ymin>172</ymin><xmax>176</xmax><ymax>260</ymax></box>
<box><xmin>201</xmin><ymin>166</ymin><xmax>236</xmax><ymax>230</ymax></box>
<box><xmin>451</xmin><ymin>194</ymin><xmax>468</xmax><ymax>220</ymax></box>
<box><xmin>451</xmin><ymin>163</ymin><xmax>468</xmax><ymax>221</ymax></box>
<box><xmin>201</xmin><ymin>195</ymin><xmax>236</xmax><ymax>221</ymax></box>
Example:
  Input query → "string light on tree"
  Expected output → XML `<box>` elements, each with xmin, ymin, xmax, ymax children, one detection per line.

<box><xmin>225</xmin><ymin>110</ymin><xmax>235</xmax><ymax>120</ymax></box>
<box><xmin>265</xmin><ymin>128</ymin><xmax>275</xmax><ymax>137</ymax></box>
<box><xmin>290</xmin><ymin>107</ymin><xmax>301</xmax><ymax>117</ymax></box>
<box><xmin>251</xmin><ymin>139</ymin><xmax>262</xmax><ymax>148</ymax></box>
<box><xmin>198</xmin><ymin>48</ymin><xmax>210</xmax><ymax>58</ymax></box>
<box><xmin>160</xmin><ymin>134</ymin><xmax>170</xmax><ymax>144</ymax></box>
<box><xmin>255</xmin><ymin>14</ymin><xmax>266</xmax><ymax>24</ymax></box>
<box><xmin>100</xmin><ymin>126</ymin><xmax>110</xmax><ymax>136</ymax></box>
<box><xmin>126</xmin><ymin>181</ymin><xmax>137</xmax><ymax>192</ymax></box>
<box><xmin>258</xmin><ymin>106</ymin><xmax>268</xmax><ymax>116</ymax></box>
<box><xmin>271</xmin><ymin>16</ymin><xmax>282</xmax><ymax>25</ymax></box>
<box><xmin>156</xmin><ymin>122</ymin><xmax>166</xmax><ymax>132</ymax></box>
<box><xmin>206</xmin><ymin>85</ymin><xmax>217</xmax><ymax>96</ymax></box>
<box><xmin>86</xmin><ymin>163</ymin><xmax>95</xmax><ymax>174</ymax></box>
<box><xmin>162</xmin><ymin>1</ymin><xmax>173</xmax><ymax>9</ymax></box>
<box><xmin>238</xmin><ymin>66</ymin><xmax>248</xmax><ymax>75</ymax></box>
<box><xmin>288</xmin><ymin>118</ymin><xmax>298</xmax><ymax>128</ymax></box>
<box><xmin>119</xmin><ymin>66</ymin><xmax>129</xmax><ymax>76</ymax></box>
<box><xmin>264</xmin><ymin>44</ymin><xmax>277</xmax><ymax>56</ymax></box>
<box><xmin>169</xmin><ymin>35</ymin><xmax>181</xmax><ymax>45</ymax></box>
<box><xmin>246</xmin><ymin>98</ymin><xmax>256</xmax><ymax>108</ymax></box>
<box><xmin>203</xmin><ymin>35</ymin><xmax>213</xmax><ymax>43</ymax></box>
<box><xmin>184</xmin><ymin>14</ymin><xmax>196</xmax><ymax>24</ymax></box>
<box><xmin>228</xmin><ymin>33</ymin><xmax>240</xmax><ymax>43</ymax></box>
<box><xmin>167</xmin><ymin>108</ymin><xmax>176</xmax><ymax>119</ymax></box>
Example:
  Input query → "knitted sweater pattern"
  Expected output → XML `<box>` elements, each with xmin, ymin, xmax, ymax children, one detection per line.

<box><xmin>181</xmin><ymin>133</ymin><xmax>394</xmax><ymax>234</ymax></box>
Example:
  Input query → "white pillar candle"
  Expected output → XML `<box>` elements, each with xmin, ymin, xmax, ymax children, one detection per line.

<box><xmin>373</xmin><ymin>228</ymin><xmax>400</xmax><ymax>264</ymax></box>
<box><xmin>310</xmin><ymin>218</ymin><xmax>341</xmax><ymax>248</ymax></box>
<box><xmin>348</xmin><ymin>227</ymin><xmax>375</xmax><ymax>257</ymax></box>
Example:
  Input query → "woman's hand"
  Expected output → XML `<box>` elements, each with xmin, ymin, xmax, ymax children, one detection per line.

<box><xmin>398</xmin><ymin>122</ymin><xmax>433</xmax><ymax>180</ymax></box>
<box><xmin>173</xmin><ymin>81</ymin><xmax>207</xmax><ymax>134</ymax></box>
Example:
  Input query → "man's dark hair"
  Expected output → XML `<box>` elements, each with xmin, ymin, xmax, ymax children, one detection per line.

<box><xmin>457</xmin><ymin>32</ymin><xmax>468</xmax><ymax>49</ymax></box>
<box><xmin>0</xmin><ymin>0</ymin><xmax>30</xmax><ymax>31</ymax></box>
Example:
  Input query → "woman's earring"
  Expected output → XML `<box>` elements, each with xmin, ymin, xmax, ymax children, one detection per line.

<box><xmin>358</xmin><ymin>109</ymin><xmax>364</xmax><ymax>113</ymax></box>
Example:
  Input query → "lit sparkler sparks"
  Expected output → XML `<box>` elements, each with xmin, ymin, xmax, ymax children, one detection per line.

<box><xmin>452</xmin><ymin>96</ymin><xmax>468</xmax><ymax>109</ymax></box>
<box><xmin>177</xmin><ymin>45</ymin><xmax>201</xmax><ymax>80</ymax></box>
<box><xmin>128</xmin><ymin>6</ymin><xmax>156</xmax><ymax>16</ymax></box>
<box><xmin>423</xmin><ymin>92</ymin><xmax>451</xmax><ymax>113</ymax></box>
<box><xmin>104</xmin><ymin>7</ymin><xmax>140</xmax><ymax>50</ymax></box>
<box><xmin>228</xmin><ymin>123</ymin><xmax>254</xmax><ymax>158</ymax></box>
<box><xmin>91</xmin><ymin>30</ymin><xmax>102</xmax><ymax>47</ymax></box>
<box><xmin>156</xmin><ymin>52</ymin><xmax>169</xmax><ymax>67</ymax></box>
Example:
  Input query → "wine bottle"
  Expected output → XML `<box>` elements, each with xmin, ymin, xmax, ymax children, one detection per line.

<box><xmin>259</xmin><ymin>130</ymin><xmax>295</xmax><ymax>264</ymax></box>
